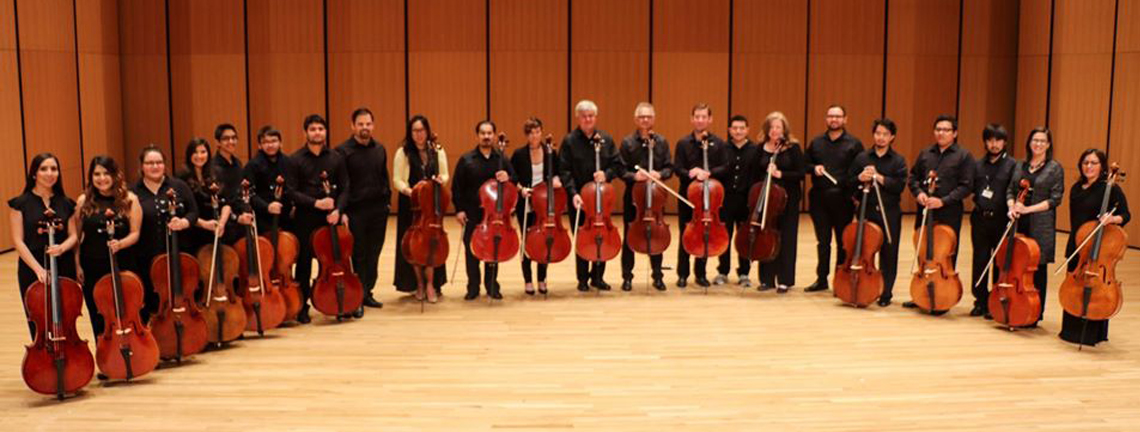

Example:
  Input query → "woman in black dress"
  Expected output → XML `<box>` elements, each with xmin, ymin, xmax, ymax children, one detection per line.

<box><xmin>512</xmin><ymin>118</ymin><xmax>560</xmax><ymax>295</ymax></box>
<box><xmin>754</xmin><ymin>112</ymin><xmax>806</xmax><ymax>293</ymax></box>
<box><xmin>392</xmin><ymin>115</ymin><xmax>449</xmax><ymax>300</ymax></box>
<box><xmin>1059</xmin><ymin>148</ymin><xmax>1130</xmax><ymax>345</ymax></box>
<box><xmin>131</xmin><ymin>146</ymin><xmax>199</xmax><ymax>322</ymax></box>
<box><xmin>1006</xmin><ymin>127</ymin><xmax>1064</xmax><ymax>326</ymax></box>
<box><xmin>175</xmin><ymin>138</ymin><xmax>230</xmax><ymax>252</ymax></box>
<box><xmin>8</xmin><ymin>153</ymin><xmax>80</xmax><ymax>339</ymax></box>
<box><xmin>73</xmin><ymin>156</ymin><xmax>143</xmax><ymax>341</ymax></box>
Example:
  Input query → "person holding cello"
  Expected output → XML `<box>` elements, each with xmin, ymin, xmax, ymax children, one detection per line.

<box><xmin>618</xmin><ymin>103</ymin><xmax>673</xmax><ymax>291</ymax></box>
<box><xmin>176</xmin><ymin>138</ymin><xmax>230</xmax><ymax>252</ymax></box>
<box><xmin>969</xmin><ymin>124</ymin><xmax>1016</xmax><ymax>318</ymax></box>
<box><xmin>132</xmin><ymin>146</ymin><xmax>199</xmax><ymax>322</ymax></box>
<box><xmin>674</xmin><ymin>103</ymin><xmax>727</xmax><ymax>289</ymax></box>
<box><xmin>287</xmin><ymin>114</ymin><xmax>350</xmax><ymax>323</ymax></box>
<box><xmin>9</xmin><ymin>153</ymin><xmax>80</xmax><ymax>340</ymax></box>
<box><xmin>335</xmin><ymin>108</ymin><xmax>392</xmax><ymax>311</ymax></box>
<box><xmin>1004</xmin><ymin>127</ymin><xmax>1064</xmax><ymax>326</ymax></box>
<box><xmin>753</xmin><ymin>112</ymin><xmax>806</xmax><ymax>293</ymax></box>
<box><xmin>209</xmin><ymin>124</ymin><xmax>257</xmax><ymax>243</ymax></box>
<box><xmin>847</xmin><ymin>118</ymin><xmax>907</xmax><ymax>306</ymax></box>
<box><xmin>715</xmin><ymin>115</ymin><xmax>760</xmax><ymax>288</ymax></box>
<box><xmin>805</xmin><ymin>105</ymin><xmax>863</xmax><ymax>293</ymax></box>
<box><xmin>453</xmin><ymin>120</ymin><xmax>516</xmax><ymax>300</ymax></box>
<box><xmin>243</xmin><ymin>126</ymin><xmax>294</xmax><ymax>240</ymax></box>
<box><xmin>903</xmin><ymin>115</ymin><xmax>975</xmax><ymax>309</ymax></box>
<box><xmin>560</xmin><ymin>100</ymin><xmax>621</xmax><ymax>292</ymax></box>
<box><xmin>512</xmin><ymin>117</ymin><xmax>559</xmax><ymax>295</ymax></box>
<box><xmin>394</xmin><ymin>115</ymin><xmax>450</xmax><ymax>298</ymax></box>
<box><xmin>1058</xmin><ymin>148</ymin><xmax>1129</xmax><ymax>345</ymax></box>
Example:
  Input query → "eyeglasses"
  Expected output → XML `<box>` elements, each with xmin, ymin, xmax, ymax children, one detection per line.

<box><xmin>934</xmin><ymin>127</ymin><xmax>955</xmax><ymax>133</ymax></box>
<box><xmin>220</xmin><ymin>135</ymin><xmax>239</xmax><ymax>142</ymax></box>
<box><xmin>143</xmin><ymin>161</ymin><xmax>164</xmax><ymax>166</ymax></box>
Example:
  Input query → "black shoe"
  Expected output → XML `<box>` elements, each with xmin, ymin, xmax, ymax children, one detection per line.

<box><xmin>902</xmin><ymin>301</ymin><xmax>918</xmax><ymax>309</ymax></box>
<box><xmin>757</xmin><ymin>283</ymin><xmax>774</xmax><ymax>291</ymax></box>
<box><xmin>362</xmin><ymin>296</ymin><xmax>383</xmax><ymax>308</ymax></box>
<box><xmin>296</xmin><ymin>306</ymin><xmax>312</xmax><ymax>324</ymax></box>
<box><xmin>695</xmin><ymin>277</ymin><xmax>711</xmax><ymax>288</ymax></box>
<box><xmin>676</xmin><ymin>278</ymin><xmax>687</xmax><ymax>288</ymax></box>
<box><xmin>489</xmin><ymin>291</ymin><xmax>503</xmax><ymax>300</ymax></box>
<box><xmin>352</xmin><ymin>306</ymin><xmax>365</xmax><ymax>318</ymax></box>
<box><xmin>653</xmin><ymin>279</ymin><xmax>666</xmax><ymax>291</ymax></box>
<box><xmin>621</xmin><ymin>280</ymin><xmax>633</xmax><ymax>291</ymax></box>
<box><xmin>969</xmin><ymin>305</ymin><xmax>986</xmax><ymax>317</ymax></box>
<box><xmin>877</xmin><ymin>298</ymin><xmax>891</xmax><ymax>307</ymax></box>
<box><xmin>464</xmin><ymin>292</ymin><xmax>479</xmax><ymax>300</ymax></box>
<box><xmin>591</xmin><ymin>280</ymin><xmax>611</xmax><ymax>291</ymax></box>
<box><xmin>96</xmin><ymin>373</ymin><xmax>109</xmax><ymax>381</ymax></box>
<box><xmin>577</xmin><ymin>282</ymin><xmax>590</xmax><ymax>292</ymax></box>
<box><xmin>804</xmin><ymin>280</ymin><xmax>829</xmax><ymax>292</ymax></box>
<box><xmin>984</xmin><ymin>312</ymin><xmax>993</xmax><ymax>320</ymax></box>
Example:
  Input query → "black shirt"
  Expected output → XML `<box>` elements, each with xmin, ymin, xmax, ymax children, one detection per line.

<box><xmin>132</xmin><ymin>176</ymin><xmax>199</xmax><ymax>258</ymax></box>
<box><xmin>674</xmin><ymin>131</ymin><xmax>729</xmax><ymax>191</ymax></box>
<box><xmin>288</xmin><ymin>145</ymin><xmax>349</xmax><ymax>214</ymax></box>
<box><xmin>806</xmin><ymin>131</ymin><xmax>864</xmax><ymax>194</ymax></box>
<box><xmin>335</xmin><ymin>137</ymin><xmax>392</xmax><ymax>214</ymax></box>
<box><xmin>618</xmin><ymin>132</ymin><xmax>674</xmax><ymax>201</ymax></box>
<box><xmin>8</xmin><ymin>191</ymin><xmax>76</xmax><ymax>257</ymax></box>
<box><xmin>973</xmin><ymin>152</ymin><xmax>1016</xmax><ymax>214</ymax></box>
<box><xmin>722</xmin><ymin>139</ymin><xmax>760</xmax><ymax>198</ymax></box>
<box><xmin>1066</xmin><ymin>180</ymin><xmax>1131</xmax><ymax>270</ymax></box>
<box><xmin>242</xmin><ymin>150</ymin><xmax>293</xmax><ymax>227</ymax></box>
<box><xmin>755</xmin><ymin>141</ymin><xmax>807</xmax><ymax>199</ymax></box>
<box><xmin>849</xmin><ymin>147</ymin><xmax>908</xmax><ymax>211</ymax></box>
<box><xmin>510</xmin><ymin>145</ymin><xmax>560</xmax><ymax>188</ymax></box>
<box><xmin>78</xmin><ymin>193</ymin><xmax>131</xmax><ymax>264</ymax></box>
<box><xmin>907</xmin><ymin>142</ymin><xmax>975</xmax><ymax>211</ymax></box>
<box><xmin>558</xmin><ymin>128</ymin><xmax>621</xmax><ymax>197</ymax></box>
<box><xmin>209</xmin><ymin>153</ymin><xmax>248</xmax><ymax>213</ymax></box>
<box><xmin>452</xmin><ymin>146</ymin><xmax>516</xmax><ymax>215</ymax></box>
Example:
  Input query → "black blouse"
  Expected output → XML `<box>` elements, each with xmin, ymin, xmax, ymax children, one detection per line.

<box><xmin>755</xmin><ymin>142</ymin><xmax>807</xmax><ymax>199</ymax></box>
<box><xmin>78</xmin><ymin>193</ymin><xmax>130</xmax><ymax>263</ymax></box>
<box><xmin>8</xmin><ymin>191</ymin><xmax>76</xmax><ymax>256</ymax></box>
<box><xmin>1065</xmin><ymin>180</ymin><xmax>1131</xmax><ymax>270</ymax></box>
<box><xmin>132</xmin><ymin>176</ymin><xmax>199</xmax><ymax>259</ymax></box>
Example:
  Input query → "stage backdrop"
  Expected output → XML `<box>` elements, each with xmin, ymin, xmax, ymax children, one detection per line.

<box><xmin>0</xmin><ymin>0</ymin><xmax>1137</xmax><ymax>251</ymax></box>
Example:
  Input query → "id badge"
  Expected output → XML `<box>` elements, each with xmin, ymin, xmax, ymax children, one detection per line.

<box><xmin>981</xmin><ymin>187</ymin><xmax>994</xmax><ymax>199</ymax></box>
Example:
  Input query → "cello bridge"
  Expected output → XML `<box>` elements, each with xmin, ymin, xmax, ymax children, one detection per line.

<box><xmin>115</xmin><ymin>328</ymin><xmax>132</xmax><ymax>335</ymax></box>
<box><xmin>213</xmin><ymin>295</ymin><xmax>228</xmax><ymax>302</ymax></box>
<box><xmin>172</xmin><ymin>306</ymin><xmax>186</xmax><ymax>313</ymax></box>
<box><xmin>332</xmin><ymin>271</ymin><xmax>344</xmax><ymax>276</ymax></box>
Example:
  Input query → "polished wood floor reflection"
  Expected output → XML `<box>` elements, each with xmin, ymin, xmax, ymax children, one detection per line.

<box><xmin>1</xmin><ymin>215</ymin><xmax>1138</xmax><ymax>431</ymax></box>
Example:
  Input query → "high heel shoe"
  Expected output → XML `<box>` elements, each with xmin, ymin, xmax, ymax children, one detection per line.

<box><xmin>538</xmin><ymin>282</ymin><xmax>548</xmax><ymax>295</ymax></box>
<box><xmin>525</xmin><ymin>283</ymin><xmax>535</xmax><ymax>296</ymax></box>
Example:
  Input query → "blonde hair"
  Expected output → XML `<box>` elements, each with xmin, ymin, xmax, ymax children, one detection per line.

<box><xmin>760</xmin><ymin>111</ymin><xmax>798</xmax><ymax>145</ymax></box>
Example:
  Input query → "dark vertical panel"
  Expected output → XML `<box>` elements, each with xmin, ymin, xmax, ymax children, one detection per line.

<box><xmin>0</xmin><ymin>0</ymin><xmax>25</xmax><ymax>249</ymax></box>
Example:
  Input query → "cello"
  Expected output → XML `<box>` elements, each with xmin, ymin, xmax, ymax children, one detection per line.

<box><xmin>1058</xmin><ymin>164</ymin><xmax>1127</xmax><ymax>336</ymax></box>
<box><xmin>682</xmin><ymin>133</ymin><xmax>729</xmax><ymax>259</ymax></box>
<box><xmin>737</xmin><ymin>140</ymin><xmax>787</xmax><ymax>263</ymax></box>
<box><xmin>909</xmin><ymin>171</ymin><xmax>963</xmax><ymax>314</ymax></box>
<box><xmin>234</xmin><ymin>179</ymin><xmax>286</xmax><ymax>335</ymax></box>
<box><xmin>524</xmin><ymin>135</ymin><xmax>571</xmax><ymax>264</ymax></box>
<box><xmin>22</xmin><ymin>209</ymin><xmax>94</xmax><ymax>399</ymax></box>
<box><xmin>196</xmin><ymin>183</ymin><xmax>246</xmax><ymax>344</ymax></box>
<box><xmin>471</xmin><ymin>132</ymin><xmax>520</xmax><ymax>264</ymax></box>
<box><xmin>268</xmin><ymin>176</ymin><xmax>302</xmax><ymax>321</ymax></box>
<box><xmin>149</xmin><ymin>188</ymin><xmax>208</xmax><ymax>362</ymax></box>
<box><xmin>401</xmin><ymin>135</ymin><xmax>450</xmax><ymax>302</ymax></box>
<box><xmin>574</xmin><ymin>133</ymin><xmax>621</xmax><ymax>262</ymax></box>
<box><xmin>986</xmin><ymin>179</ymin><xmax>1041</xmax><ymax>328</ymax></box>
<box><xmin>627</xmin><ymin>132</ymin><xmax>670</xmax><ymax>256</ymax></box>
<box><xmin>832</xmin><ymin>180</ymin><xmax>885</xmax><ymax>307</ymax></box>
<box><xmin>311</xmin><ymin>171</ymin><xmax>364</xmax><ymax>318</ymax></box>
<box><xmin>93</xmin><ymin>209</ymin><xmax>160</xmax><ymax>381</ymax></box>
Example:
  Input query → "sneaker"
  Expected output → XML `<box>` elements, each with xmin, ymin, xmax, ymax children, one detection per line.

<box><xmin>713</xmin><ymin>274</ymin><xmax>728</xmax><ymax>285</ymax></box>
<box><xmin>738</xmin><ymin>277</ymin><xmax>752</xmax><ymax>288</ymax></box>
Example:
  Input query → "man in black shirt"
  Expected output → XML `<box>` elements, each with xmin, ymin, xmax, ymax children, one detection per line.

<box><xmin>211</xmin><ymin>124</ymin><xmax>255</xmax><ymax>244</ymax></box>
<box><xmin>452</xmin><ymin>120</ymin><xmax>516</xmax><ymax>300</ymax></box>
<box><xmin>805</xmin><ymin>105</ymin><xmax>863</xmax><ymax>292</ymax></box>
<box><xmin>243</xmin><ymin>126</ymin><xmax>293</xmax><ymax>232</ymax></box>
<box><xmin>904</xmin><ymin>115</ymin><xmax>975</xmax><ymax>309</ymax></box>
<box><xmin>559</xmin><ymin>100</ymin><xmax>621</xmax><ymax>292</ymax></box>
<box><xmin>715</xmin><ymin>115</ymin><xmax>759</xmax><ymax>287</ymax></box>
<box><xmin>618</xmin><ymin>102</ymin><xmax>673</xmax><ymax>291</ymax></box>
<box><xmin>673</xmin><ymin>103</ymin><xmax>728</xmax><ymax>288</ymax></box>
<box><xmin>335</xmin><ymin>108</ymin><xmax>391</xmax><ymax>311</ymax></box>
<box><xmin>848</xmin><ymin>118</ymin><xmax>908</xmax><ymax>306</ymax></box>
<box><xmin>287</xmin><ymin>114</ymin><xmax>350</xmax><ymax>323</ymax></box>
<box><xmin>968</xmin><ymin>123</ymin><xmax>1015</xmax><ymax>317</ymax></box>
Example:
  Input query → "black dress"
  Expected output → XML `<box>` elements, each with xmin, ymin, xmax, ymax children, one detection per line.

<box><xmin>754</xmin><ymin>142</ymin><xmax>806</xmax><ymax>288</ymax></box>
<box><xmin>1059</xmin><ymin>180</ymin><xmax>1130</xmax><ymax>346</ymax></box>
<box><xmin>176</xmin><ymin>169</ymin><xmax>231</xmax><ymax>252</ymax></box>
<box><xmin>8</xmin><ymin>191</ymin><xmax>78</xmax><ymax>339</ymax></box>
<box><xmin>393</xmin><ymin>146</ymin><xmax>447</xmax><ymax>292</ymax></box>
<box><xmin>77</xmin><ymin>194</ymin><xmax>136</xmax><ymax>339</ymax></box>
<box><xmin>132</xmin><ymin>177</ymin><xmax>199</xmax><ymax>322</ymax></box>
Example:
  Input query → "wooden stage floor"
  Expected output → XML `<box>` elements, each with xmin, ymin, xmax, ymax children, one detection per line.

<box><xmin>1</xmin><ymin>215</ymin><xmax>1138</xmax><ymax>431</ymax></box>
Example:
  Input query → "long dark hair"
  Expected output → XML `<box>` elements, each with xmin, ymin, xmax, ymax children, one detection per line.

<box><xmin>402</xmin><ymin>115</ymin><xmax>433</xmax><ymax>156</ymax></box>
<box><xmin>183</xmin><ymin>138</ymin><xmax>212</xmax><ymax>176</ymax></box>
<box><xmin>24</xmin><ymin>152</ymin><xmax>66</xmax><ymax>197</ymax></box>
<box><xmin>1077</xmin><ymin>148</ymin><xmax>1109</xmax><ymax>185</ymax></box>
<box><xmin>79</xmin><ymin>156</ymin><xmax>131</xmax><ymax>219</ymax></box>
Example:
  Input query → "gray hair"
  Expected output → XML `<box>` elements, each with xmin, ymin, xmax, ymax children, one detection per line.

<box><xmin>575</xmin><ymin>100</ymin><xmax>598</xmax><ymax>116</ymax></box>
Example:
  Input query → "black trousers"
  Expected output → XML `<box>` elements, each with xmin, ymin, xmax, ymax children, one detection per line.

<box><xmin>676</xmin><ymin>204</ymin><xmax>707</xmax><ymax>280</ymax></box>
<box><xmin>757</xmin><ymin>196</ymin><xmax>801</xmax><ymax>286</ymax></box>
<box><xmin>347</xmin><ymin>207</ymin><xmax>388</xmax><ymax>298</ymax></box>
<box><xmin>517</xmin><ymin>210</ymin><xmax>548</xmax><ymax>283</ymax></box>
<box><xmin>970</xmin><ymin>211</ymin><xmax>1008</xmax><ymax>308</ymax></box>
<box><xmin>717</xmin><ymin>195</ymin><xmax>751</xmax><ymax>278</ymax></box>
<box><xmin>620</xmin><ymin>198</ymin><xmax>664</xmax><ymax>282</ymax></box>
<box><xmin>569</xmin><ymin>209</ymin><xmax>607</xmax><ymax>284</ymax></box>
<box><xmin>809</xmin><ymin>189</ymin><xmax>854</xmax><ymax>283</ymax></box>
<box><xmin>462</xmin><ymin>209</ymin><xmax>501</xmax><ymax>294</ymax></box>
<box><xmin>293</xmin><ymin>210</ymin><xmax>323</xmax><ymax>308</ymax></box>
<box><xmin>866</xmin><ymin>205</ymin><xmax>902</xmax><ymax>300</ymax></box>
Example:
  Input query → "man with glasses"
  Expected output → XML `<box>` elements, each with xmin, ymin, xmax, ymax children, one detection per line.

<box><xmin>804</xmin><ymin>105</ymin><xmax>863</xmax><ymax>293</ymax></box>
<box><xmin>211</xmin><ymin>123</ymin><xmax>256</xmax><ymax>244</ymax></box>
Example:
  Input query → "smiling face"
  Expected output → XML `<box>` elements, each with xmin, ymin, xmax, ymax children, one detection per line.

<box><xmin>825</xmin><ymin>107</ymin><xmax>846</xmax><ymax>132</ymax></box>
<box><xmin>259</xmin><ymin>135</ymin><xmax>281</xmax><ymax>157</ymax></box>
<box><xmin>691</xmin><ymin>108</ymin><xmax>712</xmax><ymax>133</ymax></box>
<box><xmin>191</xmin><ymin>144</ymin><xmax>210</xmax><ymax>169</ymax></box>
<box><xmin>91</xmin><ymin>164</ymin><xmax>115</xmax><ymax>194</ymax></box>
<box><xmin>477</xmin><ymin>123</ymin><xmax>496</xmax><ymax>150</ymax></box>
<box><xmin>306</xmin><ymin>122</ymin><xmax>327</xmax><ymax>145</ymax></box>
<box><xmin>411</xmin><ymin>119</ymin><xmax>428</xmax><ymax>146</ymax></box>
<box><xmin>217</xmin><ymin>128</ymin><xmax>238</xmax><ymax>156</ymax></box>
<box><xmin>34</xmin><ymin>158</ymin><xmax>60</xmax><ymax>190</ymax></box>
<box><xmin>142</xmin><ymin>151</ymin><xmax>166</xmax><ymax>181</ymax></box>
<box><xmin>1081</xmin><ymin>152</ymin><xmax>1103</xmax><ymax>182</ymax></box>
<box><xmin>352</xmin><ymin>113</ymin><xmax>374</xmax><ymax>142</ymax></box>
<box><xmin>1029</xmin><ymin>131</ymin><xmax>1050</xmax><ymax>160</ymax></box>
<box><xmin>729</xmin><ymin>120</ymin><xmax>749</xmax><ymax>143</ymax></box>
<box><xmin>577</xmin><ymin>109</ymin><xmax>597</xmax><ymax>133</ymax></box>
<box><xmin>933</xmin><ymin>120</ymin><xmax>957</xmax><ymax>147</ymax></box>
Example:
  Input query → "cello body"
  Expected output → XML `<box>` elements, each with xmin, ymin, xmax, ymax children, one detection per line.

<box><xmin>627</xmin><ymin>180</ymin><xmax>671</xmax><ymax>255</ymax></box>
<box><xmin>682</xmin><ymin>178</ymin><xmax>729</xmax><ymax>258</ymax></box>
<box><xmin>311</xmin><ymin>223</ymin><xmax>364</xmax><ymax>316</ymax></box>
<box><xmin>403</xmin><ymin>176</ymin><xmax>451</xmax><ymax>268</ymax></box>
<box><xmin>833</xmin><ymin>183</ymin><xmax>885</xmax><ymax>307</ymax></box>
<box><xmin>1058</xmin><ymin>164</ymin><xmax>1127</xmax><ymax>323</ymax></box>
<box><xmin>576</xmin><ymin>180</ymin><xmax>621</xmax><ymax>262</ymax></box>
<box><xmin>197</xmin><ymin>243</ymin><xmax>247</xmax><ymax>343</ymax></box>
<box><xmin>736</xmin><ymin>143</ymin><xmax>787</xmax><ymax>262</ymax></box>
<box><xmin>471</xmin><ymin>177</ymin><xmax>519</xmax><ymax>263</ymax></box>
<box><xmin>148</xmin><ymin>189</ymin><xmax>208</xmax><ymax>361</ymax></box>
<box><xmin>93</xmin><ymin>208</ymin><xmax>159</xmax><ymax>380</ymax></box>
<box><xmin>989</xmin><ymin>179</ymin><xmax>1042</xmax><ymax>327</ymax></box>
<box><xmin>525</xmin><ymin>181</ymin><xmax>572</xmax><ymax>263</ymax></box>
<box><xmin>234</xmin><ymin>179</ymin><xmax>287</xmax><ymax>334</ymax></box>
<box><xmin>909</xmin><ymin>172</ymin><xmax>963</xmax><ymax>314</ymax></box>
<box><xmin>268</xmin><ymin>176</ymin><xmax>302</xmax><ymax>321</ymax></box>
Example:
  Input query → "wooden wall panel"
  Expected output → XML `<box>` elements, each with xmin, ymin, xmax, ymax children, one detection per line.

<box><xmin>732</xmin><ymin>0</ymin><xmax>808</xmax><ymax>139</ymax></box>
<box><xmin>1112</xmin><ymin>0</ymin><xmax>1140</xmax><ymax>246</ymax></box>
<box><xmin>489</xmin><ymin>0</ymin><xmax>568</xmax><ymax>144</ymax></box>
<box><xmin>958</xmin><ymin>0</ymin><xmax>1018</xmax><ymax>158</ymax></box>
<box><xmin>885</xmin><ymin>0</ymin><xmax>960</xmax><ymax>212</ymax></box>
<box><xmin>327</xmin><ymin>0</ymin><xmax>404</xmax><ymax>151</ymax></box>
<box><xmin>169</xmin><ymin>0</ymin><xmax>248</xmax><ymax>164</ymax></box>
<box><xmin>247</xmin><ymin>0</ymin><xmax>325</xmax><ymax>154</ymax></box>
<box><xmin>1050</xmin><ymin>0</ymin><xmax>1116</xmax><ymax>232</ymax></box>
<box><xmin>0</xmin><ymin>0</ymin><xmax>24</xmax><ymax>250</ymax></box>
<box><xmin>76</xmin><ymin>0</ymin><xmax>123</xmax><ymax>167</ymax></box>
<box><xmin>119</xmin><ymin>0</ymin><xmax>171</xmax><ymax>179</ymax></box>
<box><xmin>409</xmin><ymin>0</ymin><xmax>487</xmax><ymax>182</ymax></box>
<box><xmin>570</xmin><ymin>0</ymin><xmax>649</xmax><ymax>203</ymax></box>
<box><xmin>1014</xmin><ymin>0</ymin><xmax>1051</xmax><ymax>143</ymax></box>
<box><xmin>16</xmin><ymin>0</ymin><xmax>83</xmax><ymax>195</ymax></box>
